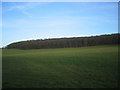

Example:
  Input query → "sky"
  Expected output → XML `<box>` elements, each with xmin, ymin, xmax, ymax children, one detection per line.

<box><xmin>2</xmin><ymin>2</ymin><xmax>118</xmax><ymax>47</ymax></box>
<box><xmin>1</xmin><ymin>0</ymin><xmax>120</xmax><ymax>2</ymax></box>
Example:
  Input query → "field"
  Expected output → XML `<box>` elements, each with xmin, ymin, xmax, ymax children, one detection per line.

<box><xmin>2</xmin><ymin>45</ymin><xmax>118</xmax><ymax>88</ymax></box>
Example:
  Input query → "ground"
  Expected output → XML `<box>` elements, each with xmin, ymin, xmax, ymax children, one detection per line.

<box><xmin>2</xmin><ymin>45</ymin><xmax>118</xmax><ymax>88</ymax></box>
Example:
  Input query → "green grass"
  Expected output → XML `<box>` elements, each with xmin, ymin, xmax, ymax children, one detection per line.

<box><xmin>2</xmin><ymin>45</ymin><xmax>118</xmax><ymax>88</ymax></box>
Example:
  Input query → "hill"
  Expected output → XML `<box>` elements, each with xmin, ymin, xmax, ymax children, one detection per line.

<box><xmin>6</xmin><ymin>33</ymin><xmax>120</xmax><ymax>49</ymax></box>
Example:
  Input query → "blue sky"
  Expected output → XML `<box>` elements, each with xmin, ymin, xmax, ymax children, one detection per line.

<box><xmin>2</xmin><ymin>2</ymin><xmax>118</xmax><ymax>47</ymax></box>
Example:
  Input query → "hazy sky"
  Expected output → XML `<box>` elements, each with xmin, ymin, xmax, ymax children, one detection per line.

<box><xmin>2</xmin><ymin>2</ymin><xmax>118</xmax><ymax>47</ymax></box>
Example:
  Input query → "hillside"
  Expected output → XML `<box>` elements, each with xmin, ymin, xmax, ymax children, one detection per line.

<box><xmin>6</xmin><ymin>33</ymin><xmax>120</xmax><ymax>49</ymax></box>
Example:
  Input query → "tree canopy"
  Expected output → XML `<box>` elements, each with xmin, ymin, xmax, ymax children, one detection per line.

<box><xmin>6</xmin><ymin>33</ymin><xmax>120</xmax><ymax>49</ymax></box>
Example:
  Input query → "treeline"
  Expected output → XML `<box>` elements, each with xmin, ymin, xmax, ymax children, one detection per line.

<box><xmin>6</xmin><ymin>33</ymin><xmax>120</xmax><ymax>49</ymax></box>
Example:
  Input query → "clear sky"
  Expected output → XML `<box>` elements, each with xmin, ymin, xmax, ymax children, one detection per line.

<box><xmin>2</xmin><ymin>2</ymin><xmax>118</xmax><ymax>47</ymax></box>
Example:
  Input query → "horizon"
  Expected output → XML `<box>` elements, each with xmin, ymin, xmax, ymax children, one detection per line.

<box><xmin>3</xmin><ymin>33</ymin><xmax>119</xmax><ymax>48</ymax></box>
<box><xmin>2</xmin><ymin>2</ymin><xmax>118</xmax><ymax>47</ymax></box>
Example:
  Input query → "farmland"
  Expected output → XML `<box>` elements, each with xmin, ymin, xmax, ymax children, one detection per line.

<box><xmin>2</xmin><ymin>45</ymin><xmax>118</xmax><ymax>88</ymax></box>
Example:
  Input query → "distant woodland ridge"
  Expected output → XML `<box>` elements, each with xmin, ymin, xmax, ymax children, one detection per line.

<box><xmin>6</xmin><ymin>33</ymin><xmax>120</xmax><ymax>49</ymax></box>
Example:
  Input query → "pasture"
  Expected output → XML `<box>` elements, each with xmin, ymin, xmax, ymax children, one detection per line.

<box><xmin>2</xmin><ymin>45</ymin><xmax>118</xmax><ymax>88</ymax></box>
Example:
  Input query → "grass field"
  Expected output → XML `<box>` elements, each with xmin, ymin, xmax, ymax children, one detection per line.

<box><xmin>2</xmin><ymin>45</ymin><xmax>118</xmax><ymax>88</ymax></box>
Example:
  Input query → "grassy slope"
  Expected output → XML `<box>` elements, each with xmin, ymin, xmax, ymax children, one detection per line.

<box><xmin>2</xmin><ymin>45</ymin><xmax>118</xmax><ymax>88</ymax></box>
